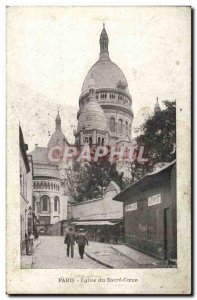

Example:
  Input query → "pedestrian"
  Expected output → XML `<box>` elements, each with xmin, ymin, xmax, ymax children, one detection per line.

<box><xmin>64</xmin><ymin>227</ymin><xmax>76</xmax><ymax>258</ymax></box>
<box><xmin>76</xmin><ymin>228</ymin><xmax>88</xmax><ymax>259</ymax></box>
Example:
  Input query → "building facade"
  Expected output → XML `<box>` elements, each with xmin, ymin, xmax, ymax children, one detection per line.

<box><xmin>20</xmin><ymin>126</ymin><xmax>33</xmax><ymax>253</ymax></box>
<box><xmin>74</xmin><ymin>24</ymin><xmax>134</xmax><ymax>146</ymax></box>
<box><xmin>69</xmin><ymin>181</ymin><xmax>124</xmax><ymax>243</ymax></box>
<box><xmin>29</xmin><ymin>113</ymin><xmax>69</xmax><ymax>235</ymax></box>
<box><xmin>113</xmin><ymin>161</ymin><xmax>177</xmax><ymax>260</ymax></box>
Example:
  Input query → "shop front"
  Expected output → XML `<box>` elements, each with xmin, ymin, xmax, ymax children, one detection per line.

<box><xmin>72</xmin><ymin>220</ymin><xmax>124</xmax><ymax>244</ymax></box>
<box><xmin>113</xmin><ymin>161</ymin><xmax>176</xmax><ymax>260</ymax></box>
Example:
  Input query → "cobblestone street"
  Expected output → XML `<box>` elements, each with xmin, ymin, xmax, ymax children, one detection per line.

<box><xmin>32</xmin><ymin>236</ymin><xmax>107</xmax><ymax>269</ymax></box>
<box><xmin>31</xmin><ymin>236</ymin><xmax>160</xmax><ymax>269</ymax></box>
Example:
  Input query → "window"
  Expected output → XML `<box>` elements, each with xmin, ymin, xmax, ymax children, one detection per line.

<box><xmin>43</xmin><ymin>198</ymin><xmax>48</xmax><ymax>211</ymax></box>
<box><xmin>40</xmin><ymin>195</ymin><xmax>50</xmax><ymax>213</ymax></box>
<box><xmin>110</xmin><ymin>117</ymin><xmax>115</xmax><ymax>132</ymax></box>
<box><xmin>118</xmin><ymin>119</ymin><xmax>123</xmax><ymax>134</ymax></box>
<box><xmin>85</xmin><ymin>137</ymin><xmax>88</xmax><ymax>143</ymax></box>
<box><xmin>54</xmin><ymin>197</ymin><xmax>59</xmax><ymax>213</ymax></box>
<box><xmin>101</xmin><ymin>94</ymin><xmax>107</xmax><ymax>99</ymax></box>
<box><xmin>98</xmin><ymin>137</ymin><xmax>101</xmax><ymax>145</ymax></box>
<box><xmin>110</xmin><ymin>94</ymin><xmax>115</xmax><ymax>99</ymax></box>
<box><xmin>125</xmin><ymin>121</ymin><xmax>128</xmax><ymax>132</ymax></box>
<box><xmin>101</xmin><ymin>138</ymin><xmax>104</xmax><ymax>146</ymax></box>
<box><xmin>89</xmin><ymin>137</ymin><xmax>92</xmax><ymax>146</ymax></box>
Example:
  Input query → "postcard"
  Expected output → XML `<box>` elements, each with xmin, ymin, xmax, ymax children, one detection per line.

<box><xmin>6</xmin><ymin>6</ymin><xmax>191</xmax><ymax>294</ymax></box>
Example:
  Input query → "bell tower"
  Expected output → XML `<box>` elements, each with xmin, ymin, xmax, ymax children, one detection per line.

<box><xmin>99</xmin><ymin>23</ymin><xmax>109</xmax><ymax>61</ymax></box>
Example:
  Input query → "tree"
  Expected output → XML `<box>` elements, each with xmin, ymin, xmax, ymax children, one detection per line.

<box><xmin>136</xmin><ymin>100</ymin><xmax>176</xmax><ymax>173</ymax></box>
<box><xmin>65</xmin><ymin>159</ymin><xmax>126</xmax><ymax>203</ymax></box>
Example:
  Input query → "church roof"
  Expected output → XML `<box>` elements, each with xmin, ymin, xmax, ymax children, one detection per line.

<box><xmin>77</xmin><ymin>100</ymin><xmax>108</xmax><ymax>132</ymax></box>
<box><xmin>82</xmin><ymin>60</ymin><xmax>129</xmax><ymax>95</ymax></box>
<box><xmin>29</xmin><ymin>147</ymin><xmax>49</xmax><ymax>164</ymax></box>
<box><xmin>48</xmin><ymin>111</ymin><xmax>69</xmax><ymax>148</ymax></box>
<box><xmin>48</xmin><ymin>130</ymin><xmax>68</xmax><ymax>148</ymax></box>
<box><xmin>81</xmin><ymin>25</ymin><xmax>129</xmax><ymax>95</ymax></box>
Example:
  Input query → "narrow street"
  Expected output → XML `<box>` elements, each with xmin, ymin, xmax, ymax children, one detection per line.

<box><xmin>32</xmin><ymin>236</ymin><xmax>107</xmax><ymax>269</ymax></box>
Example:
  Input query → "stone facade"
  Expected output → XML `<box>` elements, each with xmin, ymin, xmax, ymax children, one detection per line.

<box><xmin>29</xmin><ymin>113</ymin><xmax>69</xmax><ymax>234</ymax></box>
<box><xmin>75</xmin><ymin>24</ymin><xmax>134</xmax><ymax>146</ymax></box>
<box><xmin>20</xmin><ymin>126</ymin><xmax>33</xmax><ymax>253</ymax></box>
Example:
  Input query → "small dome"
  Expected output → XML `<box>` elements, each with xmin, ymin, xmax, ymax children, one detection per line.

<box><xmin>82</xmin><ymin>59</ymin><xmax>129</xmax><ymax>95</ymax></box>
<box><xmin>77</xmin><ymin>101</ymin><xmax>108</xmax><ymax>132</ymax></box>
<box><xmin>48</xmin><ymin>130</ymin><xmax>68</xmax><ymax>148</ymax></box>
<box><xmin>29</xmin><ymin>147</ymin><xmax>49</xmax><ymax>163</ymax></box>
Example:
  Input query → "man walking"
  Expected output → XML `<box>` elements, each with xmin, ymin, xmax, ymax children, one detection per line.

<box><xmin>64</xmin><ymin>227</ymin><xmax>76</xmax><ymax>258</ymax></box>
<box><xmin>76</xmin><ymin>228</ymin><xmax>88</xmax><ymax>259</ymax></box>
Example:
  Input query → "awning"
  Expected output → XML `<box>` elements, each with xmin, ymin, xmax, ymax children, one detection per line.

<box><xmin>71</xmin><ymin>221</ymin><xmax>119</xmax><ymax>226</ymax></box>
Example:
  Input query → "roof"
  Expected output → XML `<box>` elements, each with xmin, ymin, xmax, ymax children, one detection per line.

<box><xmin>29</xmin><ymin>147</ymin><xmax>49</xmax><ymax>164</ymax></box>
<box><xmin>47</xmin><ymin>129</ymin><xmax>68</xmax><ymax>148</ymax></box>
<box><xmin>81</xmin><ymin>59</ymin><xmax>129</xmax><ymax>95</ymax></box>
<box><xmin>105</xmin><ymin>181</ymin><xmax>121</xmax><ymax>194</ymax></box>
<box><xmin>113</xmin><ymin>160</ymin><xmax>176</xmax><ymax>201</ymax></box>
<box><xmin>77</xmin><ymin>100</ymin><xmax>108</xmax><ymax>132</ymax></box>
<box><xmin>75</xmin><ymin>213</ymin><xmax>123</xmax><ymax>221</ymax></box>
<box><xmin>72</xmin><ymin>220</ymin><xmax>120</xmax><ymax>226</ymax></box>
<box><xmin>19</xmin><ymin>126</ymin><xmax>30</xmax><ymax>173</ymax></box>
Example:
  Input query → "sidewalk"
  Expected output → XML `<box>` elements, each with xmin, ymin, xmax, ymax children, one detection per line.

<box><xmin>112</xmin><ymin>244</ymin><xmax>160</xmax><ymax>266</ymax></box>
<box><xmin>85</xmin><ymin>242</ymin><xmax>161</xmax><ymax>268</ymax></box>
<box><xmin>21</xmin><ymin>238</ymin><xmax>41</xmax><ymax>269</ymax></box>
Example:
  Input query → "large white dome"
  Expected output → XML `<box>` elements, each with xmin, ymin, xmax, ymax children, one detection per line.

<box><xmin>82</xmin><ymin>59</ymin><xmax>129</xmax><ymax>95</ymax></box>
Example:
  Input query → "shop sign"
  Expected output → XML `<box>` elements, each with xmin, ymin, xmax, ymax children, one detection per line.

<box><xmin>125</xmin><ymin>202</ymin><xmax>137</xmax><ymax>211</ymax></box>
<box><xmin>148</xmin><ymin>194</ymin><xmax>161</xmax><ymax>206</ymax></box>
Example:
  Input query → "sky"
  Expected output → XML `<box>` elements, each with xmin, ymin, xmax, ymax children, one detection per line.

<box><xmin>7</xmin><ymin>7</ymin><xmax>190</xmax><ymax>150</ymax></box>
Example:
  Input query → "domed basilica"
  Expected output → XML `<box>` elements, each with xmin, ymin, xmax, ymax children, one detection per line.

<box><xmin>28</xmin><ymin>25</ymin><xmax>135</xmax><ymax>235</ymax></box>
<box><xmin>74</xmin><ymin>24</ymin><xmax>134</xmax><ymax>146</ymax></box>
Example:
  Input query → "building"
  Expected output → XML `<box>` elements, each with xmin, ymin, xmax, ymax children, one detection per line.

<box><xmin>69</xmin><ymin>181</ymin><xmax>124</xmax><ymax>243</ymax></box>
<box><xmin>154</xmin><ymin>97</ymin><xmax>161</xmax><ymax>114</ymax></box>
<box><xmin>20</xmin><ymin>126</ymin><xmax>33</xmax><ymax>254</ymax></box>
<box><xmin>29</xmin><ymin>112</ymin><xmax>70</xmax><ymax>236</ymax></box>
<box><xmin>74</xmin><ymin>24</ymin><xmax>134</xmax><ymax>146</ymax></box>
<box><xmin>113</xmin><ymin>161</ymin><xmax>176</xmax><ymax>260</ymax></box>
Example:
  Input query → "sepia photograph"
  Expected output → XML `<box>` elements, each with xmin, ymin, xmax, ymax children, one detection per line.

<box><xmin>6</xmin><ymin>6</ymin><xmax>191</xmax><ymax>294</ymax></box>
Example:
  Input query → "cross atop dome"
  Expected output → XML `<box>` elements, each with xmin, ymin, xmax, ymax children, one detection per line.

<box><xmin>99</xmin><ymin>23</ymin><xmax>109</xmax><ymax>61</ymax></box>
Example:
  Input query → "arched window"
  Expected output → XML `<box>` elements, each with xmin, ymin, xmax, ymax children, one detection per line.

<box><xmin>40</xmin><ymin>195</ymin><xmax>50</xmax><ymax>213</ymax></box>
<box><xmin>89</xmin><ymin>137</ymin><xmax>92</xmax><ymax>146</ymax></box>
<box><xmin>54</xmin><ymin>196</ymin><xmax>59</xmax><ymax>213</ymax></box>
<box><xmin>98</xmin><ymin>137</ymin><xmax>101</xmax><ymax>145</ymax></box>
<box><xmin>101</xmin><ymin>138</ymin><xmax>104</xmax><ymax>146</ymax></box>
<box><xmin>110</xmin><ymin>117</ymin><xmax>115</xmax><ymax>132</ymax></box>
<box><xmin>85</xmin><ymin>137</ymin><xmax>88</xmax><ymax>143</ymax></box>
<box><xmin>118</xmin><ymin>119</ymin><xmax>123</xmax><ymax>134</ymax></box>
<box><xmin>125</xmin><ymin>121</ymin><xmax>128</xmax><ymax>132</ymax></box>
